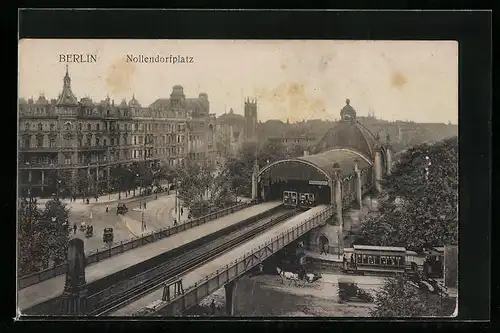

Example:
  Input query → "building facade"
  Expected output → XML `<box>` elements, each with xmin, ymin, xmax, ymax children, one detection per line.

<box><xmin>216</xmin><ymin>108</ymin><xmax>246</xmax><ymax>158</ymax></box>
<box><xmin>18</xmin><ymin>67</ymin><xmax>216</xmax><ymax>198</ymax></box>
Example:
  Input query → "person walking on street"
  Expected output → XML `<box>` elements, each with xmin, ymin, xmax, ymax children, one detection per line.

<box><xmin>173</xmin><ymin>218</ymin><xmax>178</xmax><ymax>227</ymax></box>
<box><xmin>143</xmin><ymin>202</ymin><xmax>147</xmax><ymax>209</ymax></box>
<box><xmin>73</xmin><ymin>223</ymin><xmax>77</xmax><ymax>234</ymax></box>
<box><xmin>181</xmin><ymin>207</ymin><xmax>184</xmax><ymax>216</ymax></box>
<box><xmin>106</xmin><ymin>205</ymin><xmax>109</xmax><ymax>213</ymax></box>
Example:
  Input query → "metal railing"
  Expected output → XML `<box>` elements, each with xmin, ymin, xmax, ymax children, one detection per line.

<box><xmin>18</xmin><ymin>201</ymin><xmax>255</xmax><ymax>290</ymax></box>
<box><xmin>147</xmin><ymin>205</ymin><xmax>334</xmax><ymax>316</ymax></box>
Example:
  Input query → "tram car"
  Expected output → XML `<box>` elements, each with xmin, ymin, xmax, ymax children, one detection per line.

<box><xmin>342</xmin><ymin>245</ymin><xmax>422</xmax><ymax>276</ymax></box>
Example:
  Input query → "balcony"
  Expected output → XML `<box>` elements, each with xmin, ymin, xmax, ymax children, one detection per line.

<box><xmin>20</xmin><ymin>146</ymin><xmax>60</xmax><ymax>153</ymax></box>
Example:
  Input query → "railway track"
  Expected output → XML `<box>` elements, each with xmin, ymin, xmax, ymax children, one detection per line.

<box><xmin>91</xmin><ymin>208</ymin><xmax>301</xmax><ymax>316</ymax></box>
<box><xmin>22</xmin><ymin>204</ymin><xmax>291</xmax><ymax>316</ymax></box>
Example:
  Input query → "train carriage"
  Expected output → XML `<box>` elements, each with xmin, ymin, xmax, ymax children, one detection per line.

<box><xmin>283</xmin><ymin>191</ymin><xmax>298</xmax><ymax>208</ymax></box>
<box><xmin>299</xmin><ymin>192</ymin><xmax>316</xmax><ymax>210</ymax></box>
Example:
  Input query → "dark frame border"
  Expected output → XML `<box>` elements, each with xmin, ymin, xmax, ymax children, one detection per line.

<box><xmin>12</xmin><ymin>8</ymin><xmax>491</xmax><ymax>330</ymax></box>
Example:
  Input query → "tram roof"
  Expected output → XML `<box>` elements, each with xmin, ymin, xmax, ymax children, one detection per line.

<box><xmin>296</xmin><ymin>149</ymin><xmax>371</xmax><ymax>177</ymax></box>
<box><xmin>353</xmin><ymin>245</ymin><xmax>407</xmax><ymax>252</ymax></box>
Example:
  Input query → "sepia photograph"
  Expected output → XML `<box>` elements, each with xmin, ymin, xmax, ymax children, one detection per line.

<box><xmin>17</xmin><ymin>39</ymin><xmax>459</xmax><ymax>318</ymax></box>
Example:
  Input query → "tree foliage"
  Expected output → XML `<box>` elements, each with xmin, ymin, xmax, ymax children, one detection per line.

<box><xmin>174</xmin><ymin>160</ymin><xmax>236</xmax><ymax>219</ymax></box>
<box><xmin>357</xmin><ymin>137</ymin><xmax>458</xmax><ymax>252</ymax></box>
<box><xmin>18</xmin><ymin>198</ymin><xmax>70</xmax><ymax>276</ymax></box>
<box><xmin>370</xmin><ymin>274</ymin><xmax>442</xmax><ymax>317</ymax></box>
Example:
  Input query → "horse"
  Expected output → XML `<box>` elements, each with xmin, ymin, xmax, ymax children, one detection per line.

<box><xmin>304</xmin><ymin>272</ymin><xmax>322</xmax><ymax>284</ymax></box>
<box><xmin>276</xmin><ymin>267</ymin><xmax>300</xmax><ymax>286</ymax></box>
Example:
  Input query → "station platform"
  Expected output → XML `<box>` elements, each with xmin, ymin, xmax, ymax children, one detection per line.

<box><xmin>111</xmin><ymin>205</ymin><xmax>329</xmax><ymax>316</ymax></box>
<box><xmin>19</xmin><ymin>201</ymin><xmax>282</xmax><ymax>311</ymax></box>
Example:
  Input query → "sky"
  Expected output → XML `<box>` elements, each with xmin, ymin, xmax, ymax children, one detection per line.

<box><xmin>18</xmin><ymin>39</ymin><xmax>458</xmax><ymax>124</ymax></box>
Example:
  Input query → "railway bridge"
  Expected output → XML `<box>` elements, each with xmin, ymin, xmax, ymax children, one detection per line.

<box><xmin>18</xmin><ymin>100</ymin><xmax>395</xmax><ymax>317</ymax></box>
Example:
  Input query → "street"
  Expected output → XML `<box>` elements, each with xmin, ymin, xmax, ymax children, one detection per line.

<box><xmin>39</xmin><ymin>191</ymin><xmax>180</xmax><ymax>253</ymax></box>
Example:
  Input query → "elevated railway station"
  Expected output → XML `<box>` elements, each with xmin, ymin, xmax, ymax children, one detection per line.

<box><xmin>252</xmin><ymin>99</ymin><xmax>393</xmax><ymax>254</ymax></box>
<box><xmin>19</xmin><ymin>99</ymin><xmax>396</xmax><ymax>317</ymax></box>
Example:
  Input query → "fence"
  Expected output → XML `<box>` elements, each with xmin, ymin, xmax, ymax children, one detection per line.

<box><xmin>18</xmin><ymin>201</ymin><xmax>255</xmax><ymax>289</ymax></box>
<box><xmin>151</xmin><ymin>205</ymin><xmax>334</xmax><ymax>316</ymax></box>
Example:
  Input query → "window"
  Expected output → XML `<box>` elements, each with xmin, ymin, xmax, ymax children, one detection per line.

<box><xmin>368</xmin><ymin>256</ymin><xmax>374</xmax><ymax>264</ymax></box>
<box><xmin>87</xmin><ymin>123</ymin><xmax>92</xmax><ymax>131</ymax></box>
<box><xmin>103</xmin><ymin>139</ymin><xmax>107</xmax><ymax>146</ymax></box>
<box><xmin>134</xmin><ymin>136</ymin><xmax>137</xmax><ymax>145</ymax></box>
<box><xmin>96</xmin><ymin>137</ymin><xmax>100</xmax><ymax>146</ymax></box>
<box><xmin>25</xmin><ymin>123</ymin><xmax>30</xmax><ymax>131</ymax></box>
<box><xmin>78</xmin><ymin>123</ymin><xmax>82</xmax><ymax>131</ymax></box>
<box><xmin>357</xmin><ymin>254</ymin><xmax>362</xmax><ymax>264</ymax></box>
<box><xmin>135</xmin><ymin>123</ymin><xmax>139</xmax><ymax>131</ymax></box>
<box><xmin>381</xmin><ymin>256</ymin><xmax>387</xmax><ymax>265</ymax></box>
<box><xmin>96</xmin><ymin>123</ymin><xmax>100</xmax><ymax>131</ymax></box>
<box><xmin>38</xmin><ymin>123</ymin><xmax>43</xmax><ymax>131</ymax></box>
<box><xmin>78</xmin><ymin>138</ymin><xmax>82</xmax><ymax>147</ymax></box>
<box><xmin>87</xmin><ymin>136</ymin><xmax>92</xmax><ymax>146</ymax></box>
<box><xmin>362</xmin><ymin>255</ymin><xmax>368</xmax><ymax>264</ymax></box>
<box><xmin>111</xmin><ymin>138</ymin><xmax>114</xmax><ymax>146</ymax></box>
<box><xmin>49</xmin><ymin>136</ymin><xmax>56</xmax><ymax>148</ymax></box>
<box><xmin>65</xmin><ymin>122</ymin><xmax>71</xmax><ymax>131</ymax></box>
<box><xmin>374</xmin><ymin>256</ymin><xmax>380</xmax><ymax>265</ymax></box>
<box><xmin>64</xmin><ymin>155</ymin><xmax>71</xmax><ymax>165</ymax></box>
<box><xmin>37</xmin><ymin>135</ymin><xmax>43</xmax><ymax>147</ymax></box>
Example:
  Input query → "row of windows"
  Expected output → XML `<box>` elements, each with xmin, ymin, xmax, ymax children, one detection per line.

<box><xmin>355</xmin><ymin>254</ymin><xmax>405</xmax><ymax>267</ymax></box>
<box><xmin>22</xmin><ymin>121</ymin><xmax>188</xmax><ymax>133</ymax></box>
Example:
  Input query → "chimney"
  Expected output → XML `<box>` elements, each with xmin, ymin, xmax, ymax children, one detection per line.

<box><xmin>303</xmin><ymin>149</ymin><xmax>309</xmax><ymax>157</ymax></box>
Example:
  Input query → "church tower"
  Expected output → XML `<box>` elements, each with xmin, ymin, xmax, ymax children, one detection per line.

<box><xmin>244</xmin><ymin>97</ymin><xmax>258</xmax><ymax>141</ymax></box>
<box><xmin>56</xmin><ymin>65</ymin><xmax>79</xmax><ymax>117</ymax></box>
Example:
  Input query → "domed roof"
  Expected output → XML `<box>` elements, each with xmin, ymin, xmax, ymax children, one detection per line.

<box><xmin>218</xmin><ymin>108</ymin><xmax>245</xmax><ymax>124</ymax></box>
<box><xmin>313</xmin><ymin>119</ymin><xmax>379</xmax><ymax>159</ymax></box>
<box><xmin>340</xmin><ymin>99</ymin><xmax>356</xmax><ymax>120</ymax></box>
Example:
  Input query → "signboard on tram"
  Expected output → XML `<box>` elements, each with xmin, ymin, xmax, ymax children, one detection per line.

<box><xmin>309</xmin><ymin>180</ymin><xmax>328</xmax><ymax>186</ymax></box>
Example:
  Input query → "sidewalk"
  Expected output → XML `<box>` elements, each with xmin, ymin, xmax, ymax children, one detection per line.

<box><xmin>304</xmin><ymin>250</ymin><xmax>343</xmax><ymax>263</ymax></box>
<box><xmin>36</xmin><ymin>183</ymin><xmax>171</xmax><ymax>208</ymax></box>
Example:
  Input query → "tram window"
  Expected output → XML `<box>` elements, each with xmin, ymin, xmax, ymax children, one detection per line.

<box><xmin>398</xmin><ymin>256</ymin><xmax>404</xmax><ymax>266</ymax></box>
<box><xmin>381</xmin><ymin>256</ymin><xmax>387</xmax><ymax>265</ymax></box>
<box><xmin>389</xmin><ymin>257</ymin><xmax>395</xmax><ymax>265</ymax></box>
<box><xmin>357</xmin><ymin>254</ymin><xmax>362</xmax><ymax>263</ymax></box>
<box><xmin>374</xmin><ymin>256</ymin><xmax>380</xmax><ymax>265</ymax></box>
<box><xmin>368</xmin><ymin>256</ymin><xmax>374</xmax><ymax>264</ymax></box>
<box><xmin>362</xmin><ymin>255</ymin><xmax>368</xmax><ymax>264</ymax></box>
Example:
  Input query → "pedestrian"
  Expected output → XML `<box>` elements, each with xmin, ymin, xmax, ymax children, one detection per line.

<box><xmin>181</xmin><ymin>207</ymin><xmax>184</xmax><ymax>216</ymax></box>
<box><xmin>86</xmin><ymin>198</ymin><xmax>90</xmax><ymax>205</ymax></box>
<box><xmin>95</xmin><ymin>195</ymin><xmax>98</xmax><ymax>202</ymax></box>
<box><xmin>342</xmin><ymin>254</ymin><xmax>347</xmax><ymax>269</ymax></box>
<box><xmin>210</xmin><ymin>299</ymin><xmax>216</xmax><ymax>315</ymax></box>
<box><xmin>106</xmin><ymin>205</ymin><xmax>109</xmax><ymax>213</ymax></box>
<box><xmin>319</xmin><ymin>246</ymin><xmax>325</xmax><ymax>255</ymax></box>
<box><xmin>73</xmin><ymin>223</ymin><xmax>77</xmax><ymax>234</ymax></box>
<box><xmin>173</xmin><ymin>218</ymin><xmax>178</xmax><ymax>227</ymax></box>
<box><xmin>143</xmin><ymin>202</ymin><xmax>147</xmax><ymax>209</ymax></box>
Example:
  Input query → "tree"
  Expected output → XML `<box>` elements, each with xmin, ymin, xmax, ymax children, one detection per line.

<box><xmin>175</xmin><ymin>159</ymin><xmax>236</xmax><ymax>219</ymax></box>
<box><xmin>370</xmin><ymin>274</ymin><xmax>442</xmax><ymax>317</ymax></box>
<box><xmin>39</xmin><ymin>198</ymin><xmax>70</xmax><ymax>266</ymax></box>
<box><xmin>18</xmin><ymin>197</ymin><xmax>70</xmax><ymax>276</ymax></box>
<box><xmin>357</xmin><ymin>137</ymin><xmax>458</xmax><ymax>252</ymax></box>
<box><xmin>18</xmin><ymin>198</ymin><xmax>44</xmax><ymax>275</ymax></box>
